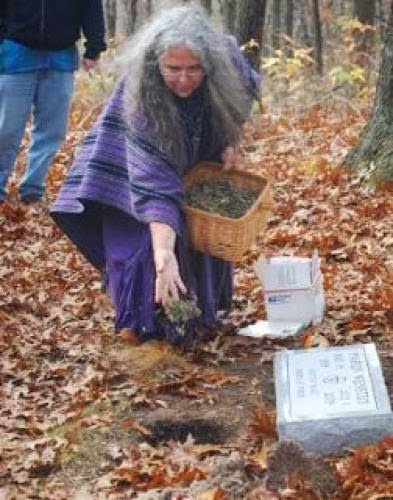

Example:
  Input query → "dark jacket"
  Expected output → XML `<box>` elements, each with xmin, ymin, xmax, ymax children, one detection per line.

<box><xmin>0</xmin><ymin>0</ymin><xmax>106</xmax><ymax>59</ymax></box>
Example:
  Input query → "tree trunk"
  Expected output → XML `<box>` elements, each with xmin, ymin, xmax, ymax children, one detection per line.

<box><xmin>129</xmin><ymin>0</ymin><xmax>138</xmax><ymax>34</ymax></box>
<box><xmin>312</xmin><ymin>0</ymin><xmax>323</xmax><ymax>74</ymax></box>
<box><xmin>137</xmin><ymin>0</ymin><xmax>152</xmax><ymax>24</ymax></box>
<box><xmin>377</xmin><ymin>0</ymin><xmax>384</xmax><ymax>37</ymax></box>
<box><xmin>284</xmin><ymin>0</ymin><xmax>294</xmax><ymax>55</ymax></box>
<box><xmin>285</xmin><ymin>0</ymin><xmax>294</xmax><ymax>40</ymax></box>
<box><xmin>272</xmin><ymin>0</ymin><xmax>281</xmax><ymax>50</ymax></box>
<box><xmin>105</xmin><ymin>0</ymin><xmax>116</xmax><ymax>39</ymax></box>
<box><xmin>236</xmin><ymin>0</ymin><xmax>268</xmax><ymax>70</ymax></box>
<box><xmin>145</xmin><ymin>0</ymin><xmax>152</xmax><ymax>18</ymax></box>
<box><xmin>353</xmin><ymin>0</ymin><xmax>376</xmax><ymax>65</ymax></box>
<box><xmin>200</xmin><ymin>0</ymin><xmax>213</xmax><ymax>15</ymax></box>
<box><xmin>219</xmin><ymin>0</ymin><xmax>237</xmax><ymax>34</ymax></box>
<box><xmin>353</xmin><ymin>0</ymin><xmax>376</xmax><ymax>25</ymax></box>
<box><xmin>337</xmin><ymin>0</ymin><xmax>345</xmax><ymax>15</ymax></box>
<box><xmin>116</xmin><ymin>0</ymin><xmax>138</xmax><ymax>37</ymax></box>
<box><xmin>323</xmin><ymin>0</ymin><xmax>338</xmax><ymax>44</ymax></box>
<box><xmin>298</xmin><ymin>0</ymin><xmax>311</xmax><ymax>47</ymax></box>
<box><xmin>345</xmin><ymin>3</ymin><xmax>393</xmax><ymax>182</ymax></box>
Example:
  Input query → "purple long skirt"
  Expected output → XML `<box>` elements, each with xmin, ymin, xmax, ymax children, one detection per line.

<box><xmin>102</xmin><ymin>207</ymin><xmax>233</xmax><ymax>345</ymax></box>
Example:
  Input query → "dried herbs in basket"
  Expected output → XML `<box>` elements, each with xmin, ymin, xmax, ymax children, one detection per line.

<box><xmin>185</xmin><ymin>179</ymin><xmax>259</xmax><ymax>218</ymax></box>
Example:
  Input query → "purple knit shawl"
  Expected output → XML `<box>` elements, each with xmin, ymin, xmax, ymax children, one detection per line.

<box><xmin>51</xmin><ymin>79</ymin><xmax>187</xmax><ymax>234</ymax></box>
<box><xmin>50</xmin><ymin>42</ymin><xmax>260</xmax><ymax>270</ymax></box>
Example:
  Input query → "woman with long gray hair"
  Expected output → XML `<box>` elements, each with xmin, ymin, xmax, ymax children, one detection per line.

<box><xmin>51</xmin><ymin>4</ymin><xmax>260</xmax><ymax>345</ymax></box>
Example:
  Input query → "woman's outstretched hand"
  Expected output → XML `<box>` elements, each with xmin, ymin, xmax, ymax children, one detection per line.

<box><xmin>150</xmin><ymin>222</ymin><xmax>186</xmax><ymax>308</ymax></box>
<box><xmin>154</xmin><ymin>248</ymin><xmax>186</xmax><ymax>307</ymax></box>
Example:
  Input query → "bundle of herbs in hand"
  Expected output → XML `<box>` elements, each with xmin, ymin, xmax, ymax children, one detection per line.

<box><xmin>185</xmin><ymin>179</ymin><xmax>258</xmax><ymax>219</ymax></box>
<box><xmin>156</xmin><ymin>297</ymin><xmax>202</xmax><ymax>345</ymax></box>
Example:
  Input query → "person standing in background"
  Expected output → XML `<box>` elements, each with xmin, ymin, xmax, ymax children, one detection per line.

<box><xmin>0</xmin><ymin>0</ymin><xmax>106</xmax><ymax>204</ymax></box>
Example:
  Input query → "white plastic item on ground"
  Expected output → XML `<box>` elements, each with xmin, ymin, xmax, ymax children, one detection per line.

<box><xmin>253</xmin><ymin>250</ymin><xmax>325</xmax><ymax>324</ymax></box>
<box><xmin>238</xmin><ymin>320</ymin><xmax>307</xmax><ymax>338</ymax></box>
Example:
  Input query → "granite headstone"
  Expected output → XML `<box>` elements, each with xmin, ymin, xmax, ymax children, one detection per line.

<box><xmin>274</xmin><ymin>343</ymin><xmax>393</xmax><ymax>453</ymax></box>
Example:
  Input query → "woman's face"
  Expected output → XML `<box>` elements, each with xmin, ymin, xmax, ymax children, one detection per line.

<box><xmin>158</xmin><ymin>46</ymin><xmax>204</xmax><ymax>98</ymax></box>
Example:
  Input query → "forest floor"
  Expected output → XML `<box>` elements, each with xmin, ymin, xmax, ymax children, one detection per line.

<box><xmin>1</xmin><ymin>93</ymin><xmax>393</xmax><ymax>499</ymax></box>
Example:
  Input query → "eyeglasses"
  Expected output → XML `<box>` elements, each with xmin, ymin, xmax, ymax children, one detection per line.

<box><xmin>159</xmin><ymin>66</ymin><xmax>204</xmax><ymax>79</ymax></box>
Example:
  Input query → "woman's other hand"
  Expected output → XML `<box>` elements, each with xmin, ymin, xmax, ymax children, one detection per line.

<box><xmin>221</xmin><ymin>145</ymin><xmax>238</xmax><ymax>170</ymax></box>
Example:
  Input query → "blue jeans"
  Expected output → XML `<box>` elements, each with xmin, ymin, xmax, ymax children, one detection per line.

<box><xmin>0</xmin><ymin>70</ymin><xmax>74</xmax><ymax>201</ymax></box>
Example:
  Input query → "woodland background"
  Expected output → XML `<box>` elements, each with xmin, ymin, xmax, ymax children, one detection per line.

<box><xmin>0</xmin><ymin>0</ymin><xmax>392</xmax><ymax>498</ymax></box>
<box><xmin>104</xmin><ymin>0</ymin><xmax>388</xmax><ymax>72</ymax></box>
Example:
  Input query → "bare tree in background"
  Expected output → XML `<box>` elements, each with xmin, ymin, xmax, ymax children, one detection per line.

<box><xmin>272</xmin><ymin>0</ymin><xmax>281</xmax><ymax>50</ymax></box>
<box><xmin>236</xmin><ymin>0</ymin><xmax>268</xmax><ymax>70</ymax></box>
<box><xmin>345</xmin><ymin>2</ymin><xmax>393</xmax><ymax>181</ymax></box>
<box><xmin>200</xmin><ymin>0</ymin><xmax>213</xmax><ymax>15</ymax></box>
<box><xmin>181</xmin><ymin>0</ymin><xmax>211</xmax><ymax>15</ymax></box>
<box><xmin>116</xmin><ymin>0</ymin><xmax>138</xmax><ymax>37</ymax></box>
<box><xmin>353</xmin><ymin>0</ymin><xmax>376</xmax><ymax>66</ymax></box>
<box><xmin>336</xmin><ymin>0</ymin><xmax>346</xmax><ymax>15</ymax></box>
<box><xmin>312</xmin><ymin>0</ymin><xmax>323</xmax><ymax>74</ymax></box>
<box><xmin>353</xmin><ymin>0</ymin><xmax>376</xmax><ymax>25</ymax></box>
<box><xmin>105</xmin><ymin>0</ymin><xmax>117</xmax><ymax>39</ymax></box>
<box><xmin>299</xmin><ymin>0</ymin><xmax>312</xmax><ymax>47</ymax></box>
<box><xmin>377</xmin><ymin>0</ymin><xmax>388</xmax><ymax>39</ymax></box>
<box><xmin>144</xmin><ymin>0</ymin><xmax>152</xmax><ymax>18</ymax></box>
<box><xmin>285</xmin><ymin>0</ymin><xmax>294</xmax><ymax>40</ymax></box>
<box><xmin>219</xmin><ymin>0</ymin><xmax>237</xmax><ymax>34</ymax></box>
<box><xmin>284</xmin><ymin>0</ymin><xmax>294</xmax><ymax>55</ymax></box>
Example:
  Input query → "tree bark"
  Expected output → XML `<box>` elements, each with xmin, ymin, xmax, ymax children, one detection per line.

<box><xmin>272</xmin><ymin>0</ymin><xmax>281</xmax><ymax>50</ymax></box>
<box><xmin>236</xmin><ymin>0</ymin><xmax>268</xmax><ymax>70</ymax></box>
<box><xmin>129</xmin><ymin>0</ymin><xmax>138</xmax><ymax>34</ymax></box>
<box><xmin>377</xmin><ymin>0</ymin><xmax>384</xmax><ymax>36</ymax></box>
<box><xmin>312</xmin><ymin>0</ymin><xmax>323</xmax><ymax>75</ymax></box>
<box><xmin>337</xmin><ymin>0</ymin><xmax>345</xmax><ymax>15</ymax></box>
<box><xmin>137</xmin><ymin>0</ymin><xmax>152</xmax><ymax>24</ymax></box>
<box><xmin>353</xmin><ymin>0</ymin><xmax>376</xmax><ymax>25</ymax></box>
<box><xmin>299</xmin><ymin>0</ymin><xmax>312</xmax><ymax>47</ymax></box>
<box><xmin>285</xmin><ymin>0</ymin><xmax>294</xmax><ymax>40</ymax></box>
<box><xmin>116</xmin><ymin>0</ymin><xmax>138</xmax><ymax>37</ymax></box>
<box><xmin>105</xmin><ymin>0</ymin><xmax>116</xmax><ymax>39</ymax></box>
<box><xmin>219</xmin><ymin>0</ymin><xmax>237</xmax><ymax>34</ymax></box>
<box><xmin>352</xmin><ymin>0</ymin><xmax>376</xmax><ymax>65</ymax></box>
<box><xmin>200</xmin><ymin>0</ymin><xmax>213</xmax><ymax>15</ymax></box>
<box><xmin>345</xmin><ymin>3</ymin><xmax>393</xmax><ymax>182</ymax></box>
<box><xmin>284</xmin><ymin>0</ymin><xmax>294</xmax><ymax>55</ymax></box>
<box><xmin>145</xmin><ymin>0</ymin><xmax>152</xmax><ymax>18</ymax></box>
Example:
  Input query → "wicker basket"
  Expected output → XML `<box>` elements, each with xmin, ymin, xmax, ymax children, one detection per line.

<box><xmin>183</xmin><ymin>162</ymin><xmax>272</xmax><ymax>262</ymax></box>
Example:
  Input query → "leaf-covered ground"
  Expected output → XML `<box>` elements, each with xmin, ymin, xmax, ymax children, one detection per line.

<box><xmin>0</xmin><ymin>92</ymin><xmax>392</xmax><ymax>499</ymax></box>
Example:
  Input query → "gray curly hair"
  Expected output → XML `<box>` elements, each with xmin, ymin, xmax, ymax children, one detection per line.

<box><xmin>119</xmin><ymin>4</ymin><xmax>258</xmax><ymax>166</ymax></box>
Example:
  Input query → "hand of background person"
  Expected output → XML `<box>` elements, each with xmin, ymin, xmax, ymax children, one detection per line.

<box><xmin>154</xmin><ymin>248</ymin><xmax>187</xmax><ymax>308</ymax></box>
<box><xmin>221</xmin><ymin>145</ymin><xmax>239</xmax><ymax>170</ymax></box>
<box><xmin>82</xmin><ymin>58</ymin><xmax>97</xmax><ymax>71</ymax></box>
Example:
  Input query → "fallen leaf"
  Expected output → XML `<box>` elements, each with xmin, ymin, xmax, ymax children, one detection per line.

<box><xmin>120</xmin><ymin>418</ymin><xmax>152</xmax><ymax>437</ymax></box>
<box><xmin>197</xmin><ymin>487</ymin><xmax>227</xmax><ymax>500</ymax></box>
<box><xmin>302</xmin><ymin>332</ymin><xmax>330</xmax><ymax>349</ymax></box>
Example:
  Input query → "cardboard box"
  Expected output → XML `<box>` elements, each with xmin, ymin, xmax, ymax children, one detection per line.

<box><xmin>253</xmin><ymin>251</ymin><xmax>325</xmax><ymax>324</ymax></box>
